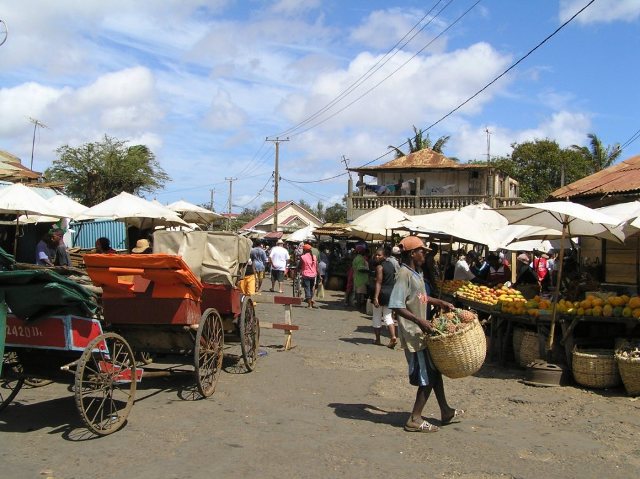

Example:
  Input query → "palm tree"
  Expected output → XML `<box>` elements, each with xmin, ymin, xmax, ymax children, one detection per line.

<box><xmin>388</xmin><ymin>125</ymin><xmax>450</xmax><ymax>158</ymax></box>
<box><xmin>571</xmin><ymin>133</ymin><xmax>621</xmax><ymax>172</ymax></box>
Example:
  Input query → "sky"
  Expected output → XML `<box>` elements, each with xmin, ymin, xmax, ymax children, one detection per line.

<box><xmin>1</xmin><ymin>0</ymin><xmax>639</xmax><ymax>215</ymax></box>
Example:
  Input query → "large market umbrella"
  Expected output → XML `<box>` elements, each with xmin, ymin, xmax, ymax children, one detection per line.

<box><xmin>17</xmin><ymin>194</ymin><xmax>88</xmax><ymax>224</ymax></box>
<box><xmin>348</xmin><ymin>204</ymin><xmax>412</xmax><ymax>240</ymax></box>
<box><xmin>166</xmin><ymin>200</ymin><xmax>221</xmax><ymax>225</ymax></box>
<box><xmin>496</xmin><ymin>201</ymin><xmax>625</xmax><ymax>353</ymax></box>
<box><xmin>76</xmin><ymin>192</ymin><xmax>189</xmax><ymax>229</ymax></box>
<box><xmin>405</xmin><ymin>203</ymin><xmax>509</xmax><ymax>250</ymax></box>
<box><xmin>0</xmin><ymin>183</ymin><xmax>63</xmax><ymax>253</ymax></box>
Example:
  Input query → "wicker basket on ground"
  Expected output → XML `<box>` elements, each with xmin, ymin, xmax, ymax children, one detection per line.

<box><xmin>615</xmin><ymin>342</ymin><xmax>640</xmax><ymax>396</ymax></box>
<box><xmin>426</xmin><ymin>318</ymin><xmax>487</xmax><ymax>379</ymax></box>
<box><xmin>512</xmin><ymin>327</ymin><xmax>540</xmax><ymax>367</ymax></box>
<box><xmin>572</xmin><ymin>349</ymin><xmax>621</xmax><ymax>389</ymax></box>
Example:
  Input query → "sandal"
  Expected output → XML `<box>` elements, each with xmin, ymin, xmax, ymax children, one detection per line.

<box><xmin>404</xmin><ymin>420</ymin><xmax>439</xmax><ymax>433</ymax></box>
<box><xmin>441</xmin><ymin>409</ymin><xmax>465</xmax><ymax>425</ymax></box>
<box><xmin>387</xmin><ymin>338</ymin><xmax>397</xmax><ymax>349</ymax></box>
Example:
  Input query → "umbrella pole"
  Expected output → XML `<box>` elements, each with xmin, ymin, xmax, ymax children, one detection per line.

<box><xmin>13</xmin><ymin>216</ymin><xmax>19</xmax><ymax>256</ymax></box>
<box><xmin>546</xmin><ymin>223</ymin><xmax>567</xmax><ymax>355</ymax></box>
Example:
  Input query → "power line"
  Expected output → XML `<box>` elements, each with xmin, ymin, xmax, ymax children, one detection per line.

<box><xmin>619</xmin><ymin>127</ymin><xmax>640</xmax><ymax>152</ymax></box>
<box><xmin>274</xmin><ymin>0</ymin><xmax>452</xmax><ymax>138</ymax></box>
<box><xmin>235</xmin><ymin>173</ymin><xmax>275</xmax><ymax>209</ymax></box>
<box><xmin>281</xmin><ymin>177</ymin><xmax>333</xmax><ymax>202</ymax></box>
<box><xmin>354</xmin><ymin>0</ymin><xmax>598</xmax><ymax>169</ymax></box>
<box><xmin>287</xmin><ymin>0</ymin><xmax>481</xmax><ymax>139</ymax></box>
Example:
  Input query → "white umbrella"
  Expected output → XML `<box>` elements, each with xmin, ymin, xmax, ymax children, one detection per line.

<box><xmin>496</xmin><ymin>201</ymin><xmax>625</xmax><ymax>353</ymax></box>
<box><xmin>287</xmin><ymin>224</ymin><xmax>316</xmax><ymax>243</ymax></box>
<box><xmin>17</xmin><ymin>194</ymin><xmax>88</xmax><ymax>224</ymax></box>
<box><xmin>166</xmin><ymin>200</ymin><xmax>221</xmax><ymax>225</ymax></box>
<box><xmin>76</xmin><ymin>192</ymin><xmax>190</xmax><ymax>229</ymax></box>
<box><xmin>0</xmin><ymin>183</ymin><xmax>64</xmax><ymax>253</ymax></box>
<box><xmin>349</xmin><ymin>204</ymin><xmax>412</xmax><ymax>240</ymax></box>
<box><xmin>405</xmin><ymin>203</ymin><xmax>509</xmax><ymax>249</ymax></box>
<box><xmin>596</xmin><ymin>201</ymin><xmax>640</xmax><ymax>237</ymax></box>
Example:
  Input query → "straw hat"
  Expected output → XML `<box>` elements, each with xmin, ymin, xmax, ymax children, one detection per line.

<box><xmin>132</xmin><ymin>239</ymin><xmax>151</xmax><ymax>253</ymax></box>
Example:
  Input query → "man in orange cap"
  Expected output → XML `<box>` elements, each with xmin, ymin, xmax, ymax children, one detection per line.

<box><xmin>389</xmin><ymin>235</ymin><xmax>463</xmax><ymax>433</ymax></box>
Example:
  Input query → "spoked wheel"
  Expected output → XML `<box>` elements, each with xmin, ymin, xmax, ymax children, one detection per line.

<box><xmin>74</xmin><ymin>333</ymin><xmax>136</xmax><ymax>436</ymax></box>
<box><xmin>195</xmin><ymin>308</ymin><xmax>224</xmax><ymax>398</ymax></box>
<box><xmin>239</xmin><ymin>297</ymin><xmax>259</xmax><ymax>372</ymax></box>
<box><xmin>0</xmin><ymin>352</ymin><xmax>24</xmax><ymax>412</ymax></box>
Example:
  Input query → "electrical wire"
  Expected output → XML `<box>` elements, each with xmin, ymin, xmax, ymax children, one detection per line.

<box><xmin>288</xmin><ymin>0</ymin><xmax>482</xmax><ymax>139</ymax></box>
<box><xmin>282</xmin><ymin>0</ymin><xmax>597</xmax><ymax>183</ymax></box>
<box><xmin>235</xmin><ymin>173</ymin><xmax>275</xmax><ymax>209</ymax></box>
<box><xmin>280</xmin><ymin>177</ymin><xmax>333</xmax><ymax>201</ymax></box>
<box><xmin>619</xmin><ymin>127</ymin><xmax>640</xmax><ymax>152</ymax></box>
<box><xmin>274</xmin><ymin>0</ymin><xmax>452</xmax><ymax>139</ymax></box>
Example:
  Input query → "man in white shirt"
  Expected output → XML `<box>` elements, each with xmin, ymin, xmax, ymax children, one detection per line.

<box><xmin>269</xmin><ymin>239</ymin><xmax>290</xmax><ymax>293</ymax></box>
<box><xmin>453</xmin><ymin>250</ymin><xmax>476</xmax><ymax>281</ymax></box>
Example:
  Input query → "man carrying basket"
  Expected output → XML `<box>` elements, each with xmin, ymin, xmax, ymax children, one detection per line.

<box><xmin>388</xmin><ymin>236</ymin><xmax>464</xmax><ymax>433</ymax></box>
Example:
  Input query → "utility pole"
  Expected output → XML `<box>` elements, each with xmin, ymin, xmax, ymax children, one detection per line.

<box><xmin>209</xmin><ymin>188</ymin><xmax>215</xmax><ymax>211</ymax></box>
<box><xmin>29</xmin><ymin>117</ymin><xmax>49</xmax><ymax>171</ymax></box>
<box><xmin>485</xmin><ymin>127</ymin><xmax>495</xmax><ymax>200</ymax></box>
<box><xmin>225</xmin><ymin>177</ymin><xmax>236</xmax><ymax>231</ymax></box>
<box><xmin>266</xmin><ymin>137</ymin><xmax>289</xmax><ymax>232</ymax></box>
<box><xmin>341</xmin><ymin>155</ymin><xmax>352</xmax><ymax>181</ymax></box>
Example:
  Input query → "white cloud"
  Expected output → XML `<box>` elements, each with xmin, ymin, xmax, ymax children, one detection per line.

<box><xmin>0</xmin><ymin>82</ymin><xmax>65</xmax><ymax>136</ymax></box>
<box><xmin>559</xmin><ymin>0</ymin><xmax>640</xmax><ymax>23</ymax></box>
<box><xmin>204</xmin><ymin>88</ymin><xmax>247</xmax><ymax>129</ymax></box>
<box><xmin>270</xmin><ymin>0</ymin><xmax>322</xmax><ymax>15</ymax></box>
<box><xmin>350</xmin><ymin>8</ymin><xmax>447</xmax><ymax>53</ymax></box>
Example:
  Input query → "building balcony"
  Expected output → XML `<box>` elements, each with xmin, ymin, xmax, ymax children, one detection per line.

<box><xmin>347</xmin><ymin>194</ymin><xmax>521</xmax><ymax>221</ymax></box>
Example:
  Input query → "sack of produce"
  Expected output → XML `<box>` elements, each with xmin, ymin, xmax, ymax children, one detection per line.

<box><xmin>426</xmin><ymin>309</ymin><xmax>486</xmax><ymax>379</ymax></box>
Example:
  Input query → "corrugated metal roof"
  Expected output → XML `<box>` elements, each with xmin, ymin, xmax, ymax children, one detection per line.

<box><xmin>550</xmin><ymin>154</ymin><xmax>640</xmax><ymax>199</ymax></box>
<box><xmin>350</xmin><ymin>148</ymin><xmax>488</xmax><ymax>172</ymax></box>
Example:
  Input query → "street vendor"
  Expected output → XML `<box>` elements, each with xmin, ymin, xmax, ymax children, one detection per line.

<box><xmin>35</xmin><ymin>230</ymin><xmax>59</xmax><ymax>266</ymax></box>
<box><xmin>388</xmin><ymin>235</ymin><xmax>463</xmax><ymax>433</ymax></box>
<box><xmin>486</xmin><ymin>252</ymin><xmax>511</xmax><ymax>286</ymax></box>
<box><xmin>514</xmin><ymin>252</ymin><xmax>539</xmax><ymax>298</ymax></box>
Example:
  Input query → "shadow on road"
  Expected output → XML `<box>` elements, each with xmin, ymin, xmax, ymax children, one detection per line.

<box><xmin>328</xmin><ymin>402</ymin><xmax>406</xmax><ymax>428</ymax></box>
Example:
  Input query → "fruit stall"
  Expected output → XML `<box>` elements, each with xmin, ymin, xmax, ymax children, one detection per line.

<box><xmin>434</xmin><ymin>279</ymin><xmax>640</xmax><ymax>393</ymax></box>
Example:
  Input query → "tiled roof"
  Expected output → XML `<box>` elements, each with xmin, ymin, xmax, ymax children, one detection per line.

<box><xmin>350</xmin><ymin>148</ymin><xmax>484</xmax><ymax>172</ymax></box>
<box><xmin>550</xmin><ymin>154</ymin><xmax>640</xmax><ymax>200</ymax></box>
<box><xmin>240</xmin><ymin>201</ymin><xmax>292</xmax><ymax>230</ymax></box>
<box><xmin>281</xmin><ymin>215</ymin><xmax>301</xmax><ymax>225</ymax></box>
<box><xmin>0</xmin><ymin>149</ymin><xmax>41</xmax><ymax>181</ymax></box>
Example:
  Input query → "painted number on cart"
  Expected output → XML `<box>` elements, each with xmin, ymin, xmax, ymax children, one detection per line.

<box><xmin>6</xmin><ymin>324</ymin><xmax>44</xmax><ymax>339</ymax></box>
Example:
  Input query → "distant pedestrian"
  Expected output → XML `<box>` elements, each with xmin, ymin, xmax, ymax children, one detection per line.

<box><xmin>269</xmin><ymin>239</ymin><xmax>290</xmax><ymax>293</ymax></box>
<box><xmin>299</xmin><ymin>244</ymin><xmax>318</xmax><ymax>308</ymax></box>
<box><xmin>250</xmin><ymin>240</ymin><xmax>268</xmax><ymax>292</ymax></box>
<box><xmin>371</xmin><ymin>247</ymin><xmax>398</xmax><ymax>348</ymax></box>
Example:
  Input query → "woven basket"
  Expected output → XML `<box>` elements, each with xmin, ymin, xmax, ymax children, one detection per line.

<box><xmin>512</xmin><ymin>327</ymin><xmax>540</xmax><ymax>367</ymax></box>
<box><xmin>572</xmin><ymin>349</ymin><xmax>621</xmax><ymax>389</ymax></box>
<box><xmin>426</xmin><ymin>319</ymin><xmax>486</xmax><ymax>379</ymax></box>
<box><xmin>615</xmin><ymin>355</ymin><xmax>640</xmax><ymax>396</ymax></box>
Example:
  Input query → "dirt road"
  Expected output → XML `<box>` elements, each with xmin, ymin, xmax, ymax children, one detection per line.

<box><xmin>2</xmin><ymin>290</ymin><xmax>639</xmax><ymax>478</ymax></box>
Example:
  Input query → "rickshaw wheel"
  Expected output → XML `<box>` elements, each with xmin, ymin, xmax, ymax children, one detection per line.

<box><xmin>195</xmin><ymin>308</ymin><xmax>224</xmax><ymax>397</ymax></box>
<box><xmin>239</xmin><ymin>297</ymin><xmax>259</xmax><ymax>372</ymax></box>
<box><xmin>74</xmin><ymin>333</ymin><xmax>136</xmax><ymax>436</ymax></box>
<box><xmin>0</xmin><ymin>352</ymin><xmax>24</xmax><ymax>412</ymax></box>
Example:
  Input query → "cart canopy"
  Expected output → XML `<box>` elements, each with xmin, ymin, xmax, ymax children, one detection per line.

<box><xmin>0</xmin><ymin>269</ymin><xmax>99</xmax><ymax>321</ymax></box>
<box><xmin>152</xmin><ymin>231</ymin><xmax>251</xmax><ymax>286</ymax></box>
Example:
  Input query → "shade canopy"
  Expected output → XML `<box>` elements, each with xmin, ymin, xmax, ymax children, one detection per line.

<box><xmin>404</xmin><ymin>203</ymin><xmax>509</xmax><ymax>250</ymax></box>
<box><xmin>17</xmin><ymin>194</ymin><xmax>88</xmax><ymax>224</ymax></box>
<box><xmin>166</xmin><ymin>200</ymin><xmax>221</xmax><ymax>225</ymax></box>
<box><xmin>286</xmin><ymin>224</ymin><xmax>316</xmax><ymax>243</ymax></box>
<box><xmin>348</xmin><ymin>204</ymin><xmax>412</xmax><ymax>240</ymax></box>
<box><xmin>76</xmin><ymin>191</ymin><xmax>189</xmax><ymax>228</ymax></box>
<box><xmin>0</xmin><ymin>183</ymin><xmax>62</xmax><ymax>217</ymax></box>
<box><xmin>496</xmin><ymin>201</ymin><xmax>625</xmax><ymax>243</ymax></box>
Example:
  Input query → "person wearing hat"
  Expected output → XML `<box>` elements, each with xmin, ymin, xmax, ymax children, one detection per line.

<box><xmin>298</xmin><ymin>243</ymin><xmax>318</xmax><ymax>308</ymax></box>
<box><xmin>514</xmin><ymin>252</ymin><xmax>539</xmax><ymax>298</ymax></box>
<box><xmin>388</xmin><ymin>235</ymin><xmax>462</xmax><ymax>433</ymax></box>
<box><xmin>269</xmin><ymin>239</ymin><xmax>289</xmax><ymax>293</ymax></box>
<box><xmin>387</xmin><ymin>245</ymin><xmax>402</xmax><ymax>272</ymax></box>
<box><xmin>132</xmin><ymin>238</ymin><xmax>152</xmax><ymax>254</ymax></box>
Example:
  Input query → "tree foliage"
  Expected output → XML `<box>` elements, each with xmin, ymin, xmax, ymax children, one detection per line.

<box><xmin>570</xmin><ymin>133</ymin><xmax>621</xmax><ymax>173</ymax></box>
<box><xmin>45</xmin><ymin>135</ymin><xmax>169</xmax><ymax>206</ymax></box>
<box><xmin>388</xmin><ymin>125</ymin><xmax>450</xmax><ymax>158</ymax></box>
<box><xmin>491</xmin><ymin>139</ymin><xmax>592</xmax><ymax>203</ymax></box>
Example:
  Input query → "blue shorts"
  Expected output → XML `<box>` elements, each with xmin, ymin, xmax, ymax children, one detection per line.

<box><xmin>405</xmin><ymin>349</ymin><xmax>438</xmax><ymax>387</ymax></box>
